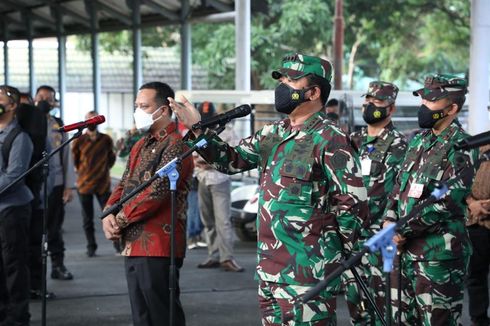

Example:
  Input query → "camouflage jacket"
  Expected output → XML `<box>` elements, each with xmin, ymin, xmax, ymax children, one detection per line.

<box><xmin>350</xmin><ymin>122</ymin><xmax>407</xmax><ymax>237</ymax></box>
<box><xmin>385</xmin><ymin>122</ymin><xmax>479</xmax><ymax>261</ymax></box>
<box><xmin>194</xmin><ymin>111</ymin><xmax>367</xmax><ymax>286</ymax></box>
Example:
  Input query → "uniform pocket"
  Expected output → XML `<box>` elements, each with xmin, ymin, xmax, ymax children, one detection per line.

<box><xmin>276</xmin><ymin>159</ymin><xmax>313</xmax><ymax>205</ymax></box>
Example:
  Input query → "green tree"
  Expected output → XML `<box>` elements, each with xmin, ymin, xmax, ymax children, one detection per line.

<box><xmin>74</xmin><ymin>0</ymin><xmax>470</xmax><ymax>90</ymax></box>
<box><xmin>343</xmin><ymin>0</ymin><xmax>470</xmax><ymax>87</ymax></box>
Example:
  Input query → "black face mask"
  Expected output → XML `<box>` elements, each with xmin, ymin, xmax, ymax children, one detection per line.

<box><xmin>87</xmin><ymin>125</ymin><xmax>97</xmax><ymax>132</ymax></box>
<box><xmin>326</xmin><ymin>112</ymin><xmax>339</xmax><ymax>121</ymax></box>
<box><xmin>274</xmin><ymin>83</ymin><xmax>313</xmax><ymax>114</ymax></box>
<box><xmin>362</xmin><ymin>103</ymin><xmax>390</xmax><ymax>124</ymax></box>
<box><xmin>37</xmin><ymin>100</ymin><xmax>53</xmax><ymax>113</ymax></box>
<box><xmin>418</xmin><ymin>104</ymin><xmax>448</xmax><ymax>129</ymax></box>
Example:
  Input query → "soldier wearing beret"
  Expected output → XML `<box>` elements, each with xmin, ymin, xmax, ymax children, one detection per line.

<box><xmin>383</xmin><ymin>74</ymin><xmax>479</xmax><ymax>325</ymax></box>
<box><xmin>344</xmin><ymin>81</ymin><xmax>407</xmax><ymax>325</ymax></box>
<box><xmin>169</xmin><ymin>53</ymin><xmax>367</xmax><ymax>325</ymax></box>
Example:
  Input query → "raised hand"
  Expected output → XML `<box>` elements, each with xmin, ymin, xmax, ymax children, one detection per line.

<box><xmin>168</xmin><ymin>95</ymin><xmax>202</xmax><ymax>133</ymax></box>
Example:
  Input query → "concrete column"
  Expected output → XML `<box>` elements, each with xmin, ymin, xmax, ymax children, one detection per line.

<box><xmin>131</xmin><ymin>0</ymin><xmax>142</xmax><ymax>99</ymax></box>
<box><xmin>235</xmin><ymin>0</ymin><xmax>250</xmax><ymax>91</ymax></box>
<box><xmin>55</xmin><ymin>8</ymin><xmax>66</xmax><ymax>118</ymax></box>
<box><xmin>25</xmin><ymin>11</ymin><xmax>36</xmax><ymax>96</ymax></box>
<box><xmin>468</xmin><ymin>0</ymin><xmax>490</xmax><ymax>134</ymax></box>
<box><xmin>180</xmin><ymin>0</ymin><xmax>191</xmax><ymax>90</ymax></box>
<box><xmin>2</xmin><ymin>22</ymin><xmax>9</xmax><ymax>85</ymax></box>
<box><xmin>89</xmin><ymin>2</ymin><xmax>101</xmax><ymax>113</ymax></box>
<box><xmin>235</xmin><ymin>0</ymin><xmax>251</xmax><ymax>137</ymax></box>
<box><xmin>57</xmin><ymin>36</ymin><xmax>67</xmax><ymax>118</ymax></box>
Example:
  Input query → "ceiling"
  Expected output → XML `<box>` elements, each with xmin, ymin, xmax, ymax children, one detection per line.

<box><xmin>0</xmin><ymin>0</ymin><xmax>251</xmax><ymax>40</ymax></box>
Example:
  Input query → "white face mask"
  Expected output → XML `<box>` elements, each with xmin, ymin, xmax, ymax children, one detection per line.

<box><xmin>133</xmin><ymin>107</ymin><xmax>162</xmax><ymax>131</ymax></box>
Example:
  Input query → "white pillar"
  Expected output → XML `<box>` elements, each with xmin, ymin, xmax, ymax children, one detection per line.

<box><xmin>468</xmin><ymin>0</ymin><xmax>490</xmax><ymax>134</ymax></box>
<box><xmin>235</xmin><ymin>0</ymin><xmax>251</xmax><ymax>137</ymax></box>
<box><xmin>180</xmin><ymin>0</ymin><xmax>192</xmax><ymax>90</ymax></box>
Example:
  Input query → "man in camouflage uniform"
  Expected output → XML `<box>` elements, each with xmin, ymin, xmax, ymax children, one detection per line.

<box><xmin>383</xmin><ymin>74</ymin><xmax>479</xmax><ymax>325</ymax></box>
<box><xmin>169</xmin><ymin>53</ymin><xmax>367</xmax><ymax>325</ymax></box>
<box><xmin>343</xmin><ymin>81</ymin><xmax>407</xmax><ymax>325</ymax></box>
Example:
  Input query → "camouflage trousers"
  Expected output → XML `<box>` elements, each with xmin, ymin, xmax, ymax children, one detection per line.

<box><xmin>390</xmin><ymin>256</ymin><xmax>468</xmax><ymax>326</ymax></box>
<box><xmin>341</xmin><ymin>251</ymin><xmax>387</xmax><ymax>326</ymax></box>
<box><xmin>258</xmin><ymin>280</ymin><xmax>337</xmax><ymax>325</ymax></box>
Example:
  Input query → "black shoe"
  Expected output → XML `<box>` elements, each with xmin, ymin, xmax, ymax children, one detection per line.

<box><xmin>197</xmin><ymin>258</ymin><xmax>220</xmax><ymax>268</ymax></box>
<box><xmin>51</xmin><ymin>265</ymin><xmax>74</xmax><ymax>280</ymax></box>
<box><xmin>86</xmin><ymin>248</ymin><xmax>96</xmax><ymax>257</ymax></box>
<box><xmin>30</xmin><ymin>289</ymin><xmax>56</xmax><ymax>300</ymax></box>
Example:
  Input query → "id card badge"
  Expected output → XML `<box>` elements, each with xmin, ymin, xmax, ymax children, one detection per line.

<box><xmin>408</xmin><ymin>183</ymin><xmax>424</xmax><ymax>198</ymax></box>
<box><xmin>361</xmin><ymin>159</ymin><xmax>372</xmax><ymax>176</ymax></box>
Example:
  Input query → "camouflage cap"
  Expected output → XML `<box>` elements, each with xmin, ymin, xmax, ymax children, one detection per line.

<box><xmin>272</xmin><ymin>53</ymin><xmax>333</xmax><ymax>83</ymax></box>
<box><xmin>413</xmin><ymin>73</ymin><xmax>468</xmax><ymax>101</ymax></box>
<box><xmin>362</xmin><ymin>81</ymin><xmax>399</xmax><ymax>102</ymax></box>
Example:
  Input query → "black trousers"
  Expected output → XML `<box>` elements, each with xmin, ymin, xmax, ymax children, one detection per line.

<box><xmin>47</xmin><ymin>185</ymin><xmax>66</xmax><ymax>266</ymax></box>
<box><xmin>78</xmin><ymin>191</ymin><xmax>111</xmax><ymax>250</ymax></box>
<box><xmin>0</xmin><ymin>204</ymin><xmax>31</xmax><ymax>326</ymax></box>
<box><xmin>29</xmin><ymin>207</ymin><xmax>44</xmax><ymax>291</ymax></box>
<box><xmin>467</xmin><ymin>224</ymin><xmax>490</xmax><ymax>325</ymax></box>
<box><xmin>125</xmin><ymin>257</ymin><xmax>185</xmax><ymax>326</ymax></box>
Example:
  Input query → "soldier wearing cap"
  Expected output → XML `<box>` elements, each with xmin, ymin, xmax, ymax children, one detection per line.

<box><xmin>169</xmin><ymin>53</ymin><xmax>367</xmax><ymax>324</ymax></box>
<box><xmin>343</xmin><ymin>81</ymin><xmax>407</xmax><ymax>325</ymax></box>
<box><xmin>383</xmin><ymin>73</ymin><xmax>479</xmax><ymax>325</ymax></box>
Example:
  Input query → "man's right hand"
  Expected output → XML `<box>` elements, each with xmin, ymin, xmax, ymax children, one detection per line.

<box><xmin>102</xmin><ymin>214</ymin><xmax>121</xmax><ymax>240</ymax></box>
<box><xmin>168</xmin><ymin>95</ymin><xmax>202</xmax><ymax>136</ymax></box>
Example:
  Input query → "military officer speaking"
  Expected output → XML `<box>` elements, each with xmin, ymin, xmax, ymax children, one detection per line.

<box><xmin>383</xmin><ymin>74</ymin><xmax>479</xmax><ymax>325</ymax></box>
<box><xmin>169</xmin><ymin>53</ymin><xmax>367</xmax><ymax>325</ymax></box>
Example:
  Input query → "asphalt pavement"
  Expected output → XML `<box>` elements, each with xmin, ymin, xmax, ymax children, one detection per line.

<box><xmin>28</xmin><ymin>196</ymin><xmax>474</xmax><ymax>325</ymax></box>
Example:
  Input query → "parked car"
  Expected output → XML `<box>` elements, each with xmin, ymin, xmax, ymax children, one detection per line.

<box><xmin>230</xmin><ymin>183</ymin><xmax>258</xmax><ymax>241</ymax></box>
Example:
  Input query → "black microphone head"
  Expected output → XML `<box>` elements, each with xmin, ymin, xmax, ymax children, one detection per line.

<box><xmin>234</xmin><ymin>104</ymin><xmax>252</xmax><ymax>117</ymax></box>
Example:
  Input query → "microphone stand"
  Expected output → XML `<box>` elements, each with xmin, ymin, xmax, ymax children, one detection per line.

<box><xmin>0</xmin><ymin>128</ymin><xmax>83</xmax><ymax>326</ymax></box>
<box><xmin>100</xmin><ymin>126</ymin><xmax>224</xmax><ymax>326</ymax></box>
<box><xmin>294</xmin><ymin>142</ymin><xmax>488</xmax><ymax>324</ymax></box>
<box><xmin>297</xmin><ymin>180</ymin><xmax>453</xmax><ymax>325</ymax></box>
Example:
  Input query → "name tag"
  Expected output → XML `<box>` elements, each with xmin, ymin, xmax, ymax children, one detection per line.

<box><xmin>361</xmin><ymin>159</ymin><xmax>372</xmax><ymax>176</ymax></box>
<box><xmin>408</xmin><ymin>183</ymin><xmax>424</xmax><ymax>198</ymax></box>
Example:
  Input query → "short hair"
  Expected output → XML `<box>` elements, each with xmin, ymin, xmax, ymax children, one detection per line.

<box><xmin>448</xmin><ymin>95</ymin><xmax>466</xmax><ymax>112</ymax></box>
<box><xmin>139</xmin><ymin>82</ymin><xmax>175</xmax><ymax>108</ymax></box>
<box><xmin>20</xmin><ymin>92</ymin><xmax>34</xmax><ymax>105</ymax></box>
<box><xmin>326</xmin><ymin>98</ymin><xmax>338</xmax><ymax>107</ymax></box>
<box><xmin>305</xmin><ymin>74</ymin><xmax>331</xmax><ymax>105</ymax></box>
<box><xmin>36</xmin><ymin>85</ymin><xmax>56</xmax><ymax>98</ymax></box>
<box><xmin>0</xmin><ymin>85</ymin><xmax>21</xmax><ymax>107</ymax></box>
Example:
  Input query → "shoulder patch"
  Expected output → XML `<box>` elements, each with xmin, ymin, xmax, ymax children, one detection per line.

<box><xmin>331</xmin><ymin>150</ymin><xmax>349</xmax><ymax>170</ymax></box>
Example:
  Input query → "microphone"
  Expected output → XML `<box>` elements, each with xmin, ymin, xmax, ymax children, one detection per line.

<box><xmin>192</xmin><ymin>105</ymin><xmax>251</xmax><ymax>130</ymax></box>
<box><xmin>454</xmin><ymin>130</ymin><xmax>490</xmax><ymax>150</ymax></box>
<box><xmin>57</xmin><ymin>115</ymin><xmax>106</xmax><ymax>132</ymax></box>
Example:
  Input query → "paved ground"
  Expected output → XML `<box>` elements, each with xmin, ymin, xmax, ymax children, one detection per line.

<box><xmin>29</xmin><ymin>196</ymin><xmax>475</xmax><ymax>325</ymax></box>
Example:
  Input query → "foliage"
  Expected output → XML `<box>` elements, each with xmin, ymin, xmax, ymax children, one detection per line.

<box><xmin>343</xmin><ymin>0</ymin><xmax>470</xmax><ymax>87</ymax></box>
<box><xmin>74</xmin><ymin>0</ymin><xmax>470</xmax><ymax>90</ymax></box>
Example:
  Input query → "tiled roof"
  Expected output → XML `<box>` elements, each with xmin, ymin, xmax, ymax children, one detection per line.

<box><xmin>3</xmin><ymin>44</ymin><xmax>208</xmax><ymax>92</ymax></box>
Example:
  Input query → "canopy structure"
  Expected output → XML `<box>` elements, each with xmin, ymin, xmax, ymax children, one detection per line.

<box><xmin>0</xmin><ymin>0</ymin><xmax>257</xmax><ymax>120</ymax></box>
<box><xmin>1</xmin><ymin>0</ymin><xmax>238</xmax><ymax>40</ymax></box>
